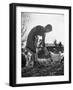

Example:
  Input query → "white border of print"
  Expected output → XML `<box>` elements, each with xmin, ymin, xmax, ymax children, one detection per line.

<box><xmin>16</xmin><ymin>6</ymin><xmax>69</xmax><ymax>84</ymax></box>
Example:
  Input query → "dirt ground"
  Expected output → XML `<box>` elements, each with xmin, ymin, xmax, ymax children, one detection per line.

<box><xmin>22</xmin><ymin>60</ymin><xmax>64</xmax><ymax>77</ymax></box>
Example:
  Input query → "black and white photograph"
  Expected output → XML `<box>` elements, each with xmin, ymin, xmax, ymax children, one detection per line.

<box><xmin>10</xmin><ymin>3</ymin><xmax>71</xmax><ymax>87</ymax></box>
<box><xmin>21</xmin><ymin>12</ymin><xmax>64</xmax><ymax>77</ymax></box>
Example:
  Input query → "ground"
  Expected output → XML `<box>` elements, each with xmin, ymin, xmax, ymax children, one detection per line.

<box><xmin>22</xmin><ymin>60</ymin><xmax>64</xmax><ymax>77</ymax></box>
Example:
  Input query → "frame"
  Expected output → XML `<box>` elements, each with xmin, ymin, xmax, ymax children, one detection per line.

<box><xmin>9</xmin><ymin>3</ymin><xmax>71</xmax><ymax>87</ymax></box>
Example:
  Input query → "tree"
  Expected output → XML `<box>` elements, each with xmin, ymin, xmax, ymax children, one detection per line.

<box><xmin>54</xmin><ymin>40</ymin><xmax>57</xmax><ymax>46</ymax></box>
<box><xmin>59</xmin><ymin>42</ymin><xmax>63</xmax><ymax>47</ymax></box>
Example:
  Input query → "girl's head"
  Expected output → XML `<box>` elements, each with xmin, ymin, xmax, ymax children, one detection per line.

<box><xmin>44</xmin><ymin>24</ymin><xmax>52</xmax><ymax>33</ymax></box>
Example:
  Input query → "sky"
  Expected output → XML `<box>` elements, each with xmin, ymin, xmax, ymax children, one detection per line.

<box><xmin>21</xmin><ymin>12</ymin><xmax>65</xmax><ymax>47</ymax></box>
